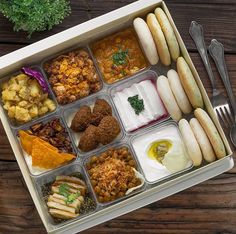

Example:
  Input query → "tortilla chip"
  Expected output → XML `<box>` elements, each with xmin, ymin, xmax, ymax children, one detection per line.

<box><xmin>31</xmin><ymin>138</ymin><xmax>75</xmax><ymax>169</ymax></box>
<box><xmin>33</xmin><ymin>138</ymin><xmax>58</xmax><ymax>152</ymax></box>
<box><xmin>19</xmin><ymin>130</ymin><xmax>37</xmax><ymax>155</ymax></box>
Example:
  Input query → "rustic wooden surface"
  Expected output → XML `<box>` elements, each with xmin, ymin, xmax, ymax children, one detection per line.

<box><xmin>0</xmin><ymin>1</ymin><xmax>236</xmax><ymax>233</ymax></box>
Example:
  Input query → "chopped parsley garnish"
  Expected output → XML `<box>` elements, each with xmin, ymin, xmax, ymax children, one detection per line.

<box><xmin>59</xmin><ymin>183</ymin><xmax>81</xmax><ymax>204</ymax></box>
<box><xmin>59</xmin><ymin>183</ymin><xmax>70</xmax><ymax>197</ymax></box>
<box><xmin>112</xmin><ymin>49</ymin><xmax>129</xmax><ymax>66</ymax></box>
<box><xmin>128</xmin><ymin>95</ymin><xmax>145</xmax><ymax>115</ymax></box>
<box><xmin>67</xmin><ymin>192</ymin><xmax>81</xmax><ymax>204</ymax></box>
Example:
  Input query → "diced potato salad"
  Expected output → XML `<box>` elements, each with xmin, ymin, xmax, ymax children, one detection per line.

<box><xmin>1</xmin><ymin>73</ymin><xmax>56</xmax><ymax>124</ymax></box>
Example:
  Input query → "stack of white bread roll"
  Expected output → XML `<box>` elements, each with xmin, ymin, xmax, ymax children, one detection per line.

<box><xmin>133</xmin><ymin>7</ymin><xmax>226</xmax><ymax>167</ymax></box>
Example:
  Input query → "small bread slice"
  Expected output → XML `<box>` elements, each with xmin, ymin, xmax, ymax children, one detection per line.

<box><xmin>53</xmin><ymin>181</ymin><xmax>85</xmax><ymax>191</ymax></box>
<box><xmin>167</xmin><ymin>69</ymin><xmax>192</xmax><ymax>114</ymax></box>
<box><xmin>154</xmin><ymin>7</ymin><xmax>180</xmax><ymax>61</ymax></box>
<box><xmin>49</xmin><ymin>209</ymin><xmax>79</xmax><ymax>220</ymax></box>
<box><xmin>51</xmin><ymin>193</ymin><xmax>84</xmax><ymax>205</ymax></box>
<box><xmin>190</xmin><ymin>118</ymin><xmax>216</xmax><ymax>163</ymax></box>
<box><xmin>52</xmin><ymin>186</ymin><xmax>86</xmax><ymax>196</ymax></box>
<box><xmin>133</xmin><ymin>17</ymin><xmax>159</xmax><ymax>65</ymax></box>
<box><xmin>52</xmin><ymin>193</ymin><xmax>68</xmax><ymax>201</ymax></box>
<box><xmin>194</xmin><ymin>108</ymin><xmax>226</xmax><ymax>159</ymax></box>
<box><xmin>146</xmin><ymin>13</ymin><xmax>171</xmax><ymax>66</ymax></box>
<box><xmin>49</xmin><ymin>195</ymin><xmax>81</xmax><ymax>211</ymax></box>
<box><xmin>179</xmin><ymin>119</ymin><xmax>202</xmax><ymax>166</ymax></box>
<box><xmin>56</xmin><ymin>175</ymin><xmax>86</xmax><ymax>187</ymax></box>
<box><xmin>47</xmin><ymin>201</ymin><xmax>76</xmax><ymax>214</ymax></box>
<box><xmin>156</xmin><ymin>75</ymin><xmax>182</xmax><ymax>121</ymax></box>
<box><xmin>177</xmin><ymin>57</ymin><xmax>204</xmax><ymax>108</ymax></box>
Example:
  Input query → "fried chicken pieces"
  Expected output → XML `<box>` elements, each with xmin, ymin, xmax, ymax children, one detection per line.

<box><xmin>71</xmin><ymin>99</ymin><xmax>120</xmax><ymax>152</ymax></box>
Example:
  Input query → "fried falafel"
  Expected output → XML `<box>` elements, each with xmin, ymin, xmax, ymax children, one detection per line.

<box><xmin>78</xmin><ymin>125</ymin><xmax>99</xmax><ymax>152</ymax></box>
<box><xmin>71</xmin><ymin>106</ymin><xmax>92</xmax><ymax>132</ymax></box>
<box><xmin>97</xmin><ymin>116</ymin><xmax>121</xmax><ymax>145</ymax></box>
<box><xmin>91</xmin><ymin>99</ymin><xmax>112</xmax><ymax>125</ymax></box>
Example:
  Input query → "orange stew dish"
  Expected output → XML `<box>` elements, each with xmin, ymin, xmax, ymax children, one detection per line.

<box><xmin>92</xmin><ymin>28</ymin><xmax>147</xmax><ymax>84</ymax></box>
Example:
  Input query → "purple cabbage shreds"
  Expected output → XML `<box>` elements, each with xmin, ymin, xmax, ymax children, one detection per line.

<box><xmin>21</xmin><ymin>67</ymin><xmax>49</xmax><ymax>93</ymax></box>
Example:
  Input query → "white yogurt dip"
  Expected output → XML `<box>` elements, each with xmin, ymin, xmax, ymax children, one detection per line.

<box><xmin>132</xmin><ymin>123</ymin><xmax>192</xmax><ymax>183</ymax></box>
<box><xmin>113</xmin><ymin>79</ymin><xmax>167</xmax><ymax>132</ymax></box>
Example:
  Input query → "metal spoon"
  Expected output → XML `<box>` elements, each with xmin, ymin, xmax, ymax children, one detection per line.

<box><xmin>189</xmin><ymin>21</ymin><xmax>232</xmax><ymax>131</ymax></box>
<box><xmin>209</xmin><ymin>39</ymin><xmax>236</xmax><ymax>147</ymax></box>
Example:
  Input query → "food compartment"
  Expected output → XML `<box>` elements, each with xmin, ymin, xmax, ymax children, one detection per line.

<box><xmin>110</xmin><ymin>70</ymin><xmax>169</xmax><ymax>133</ymax></box>
<box><xmin>0</xmin><ymin>66</ymin><xmax>58</xmax><ymax>128</ymax></box>
<box><xmin>84</xmin><ymin>143</ymin><xmax>146</xmax><ymax>206</ymax></box>
<box><xmin>62</xmin><ymin>92</ymin><xmax>124</xmax><ymax>155</ymax></box>
<box><xmin>131</xmin><ymin>121</ymin><xmax>193</xmax><ymax>184</ymax></box>
<box><xmin>33</xmin><ymin>162</ymin><xmax>97</xmax><ymax>227</ymax></box>
<box><xmin>16</xmin><ymin>116</ymin><xmax>77</xmax><ymax>176</ymax></box>
<box><xmin>90</xmin><ymin>27</ymin><xmax>148</xmax><ymax>85</ymax></box>
<box><xmin>42</xmin><ymin>47</ymin><xmax>103</xmax><ymax>106</ymax></box>
<box><xmin>0</xmin><ymin>1</ymin><xmax>234</xmax><ymax>234</ymax></box>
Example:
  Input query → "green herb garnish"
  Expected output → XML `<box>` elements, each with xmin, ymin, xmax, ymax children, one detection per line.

<box><xmin>59</xmin><ymin>183</ymin><xmax>81</xmax><ymax>204</ymax></box>
<box><xmin>59</xmin><ymin>183</ymin><xmax>70</xmax><ymax>198</ymax></box>
<box><xmin>127</xmin><ymin>95</ymin><xmax>145</xmax><ymax>115</ymax></box>
<box><xmin>67</xmin><ymin>192</ymin><xmax>81</xmax><ymax>204</ymax></box>
<box><xmin>112</xmin><ymin>49</ymin><xmax>129</xmax><ymax>66</ymax></box>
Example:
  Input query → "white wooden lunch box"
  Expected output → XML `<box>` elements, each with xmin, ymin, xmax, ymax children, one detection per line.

<box><xmin>0</xmin><ymin>0</ymin><xmax>233</xmax><ymax>233</ymax></box>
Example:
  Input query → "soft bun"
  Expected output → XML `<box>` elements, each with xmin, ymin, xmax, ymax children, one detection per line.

<box><xmin>156</xmin><ymin>75</ymin><xmax>182</xmax><ymax>121</ymax></box>
<box><xmin>146</xmin><ymin>13</ymin><xmax>171</xmax><ymax>66</ymax></box>
<box><xmin>177</xmin><ymin>57</ymin><xmax>204</xmax><ymax>109</ymax></box>
<box><xmin>167</xmin><ymin>69</ymin><xmax>192</xmax><ymax>114</ymax></box>
<box><xmin>154</xmin><ymin>7</ymin><xmax>180</xmax><ymax>61</ymax></box>
<box><xmin>179</xmin><ymin>119</ymin><xmax>202</xmax><ymax>166</ymax></box>
<box><xmin>194</xmin><ymin>108</ymin><xmax>226</xmax><ymax>159</ymax></box>
<box><xmin>133</xmin><ymin>17</ymin><xmax>159</xmax><ymax>65</ymax></box>
<box><xmin>190</xmin><ymin>118</ymin><xmax>216</xmax><ymax>163</ymax></box>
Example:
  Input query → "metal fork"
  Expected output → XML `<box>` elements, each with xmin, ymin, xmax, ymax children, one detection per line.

<box><xmin>189</xmin><ymin>21</ymin><xmax>232</xmax><ymax>128</ymax></box>
<box><xmin>209</xmin><ymin>39</ymin><xmax>236</xmax><ymax>147</ymax></box>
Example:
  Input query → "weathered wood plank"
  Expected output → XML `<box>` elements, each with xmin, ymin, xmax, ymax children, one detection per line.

<box><xmin>0</xmin><ymin>43</ymin><xmax>25</xmax><ymax>57</ymax></box>
<box><xmin>0</xmin><ymin>1</ymin><xmax>235</xmax><ymax>53</ymax></box>
<box><xmin>0</xmin><ymin>120</ymin><xmax>14</xmax><ymax>161</ymax></box>
<box><xmin>0</xmin><ymin>161</ymin><xmax>236</xmax><ymax>234</ymax></box>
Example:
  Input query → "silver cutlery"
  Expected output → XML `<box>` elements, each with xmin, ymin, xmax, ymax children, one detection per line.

<box><xmin>209</xmin><ymin>39</ymin><xmax>236</xmax><ymax>147</ymax></box>
<box><xmin>189</xmin><ymin>21</ymin><xmax>232</xmax><ymax>129</ymax></box>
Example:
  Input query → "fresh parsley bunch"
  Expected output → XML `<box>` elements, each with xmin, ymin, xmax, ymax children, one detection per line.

<box><xmin>0</xmin><ymin>0</ymin><xmax>71</xmax><ymax>37</ymax></box>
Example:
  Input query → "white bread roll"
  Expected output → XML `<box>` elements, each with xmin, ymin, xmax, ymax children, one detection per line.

<box><xmin>146</xmin><ymin>13</ymin><xmax>171</xmax><ymax>66</ymax></box>
<box><xmin>190</xmin><ymin>118</ymin><xmax>216</xmax><ymax>163</ymax></box>
<box><xmin>167</xmin><ymin>69</ymin><xmax>192</xmax><ymax>114</ymax></box>
<box><xmin>154</xmin><ymin>7</ymin><xmax>180</xmax><ymax>61</ymax></box>
<box><xmin>177</xmin><ymin>57</ymin><xmax>204</xmax><ymax>109</ymax></box>
<box><xmin>179</xmin><ymin>119</ymin><xmax>202</xmax><ymax>166</ymax></box>
<box><xmin>194</xmin><ymin>108</ymin><xmax>226</xmax><ymax>159</ymax></box>
<box><xmin>133</xmin><ymin>17</ymin><xmax>159</xmax><ymax>65</ymax></box>
<box><xmin>156</xmin><ymin>75</ymin><xmax>182</xmax><ymax>121</ymax></box>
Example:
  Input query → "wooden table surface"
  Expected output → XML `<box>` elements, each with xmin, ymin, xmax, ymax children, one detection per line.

<box><xmin>0</xmin><ymin>1</ymin><xmax>236</xmax><ymax>233</ymax></box>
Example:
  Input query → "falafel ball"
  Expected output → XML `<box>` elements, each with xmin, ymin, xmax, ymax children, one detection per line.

<box><xmin>78</xmin><ymin>125</ymin><xmax>99</xmax><ymax>152</ymax></box>
<box><xmin>97</xmin><ymin>116</ymin><xmax>121</xmax><ymax>145</ymax></box>
<box><xmin>71</xmin><ymin>105</ymin><xmax>92</xmax><ymax>132</ymax></box>
<box><xmin>91</xmin><ymin>99</ymin><xmax>112</xmax><ymax>125</ymax></box>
